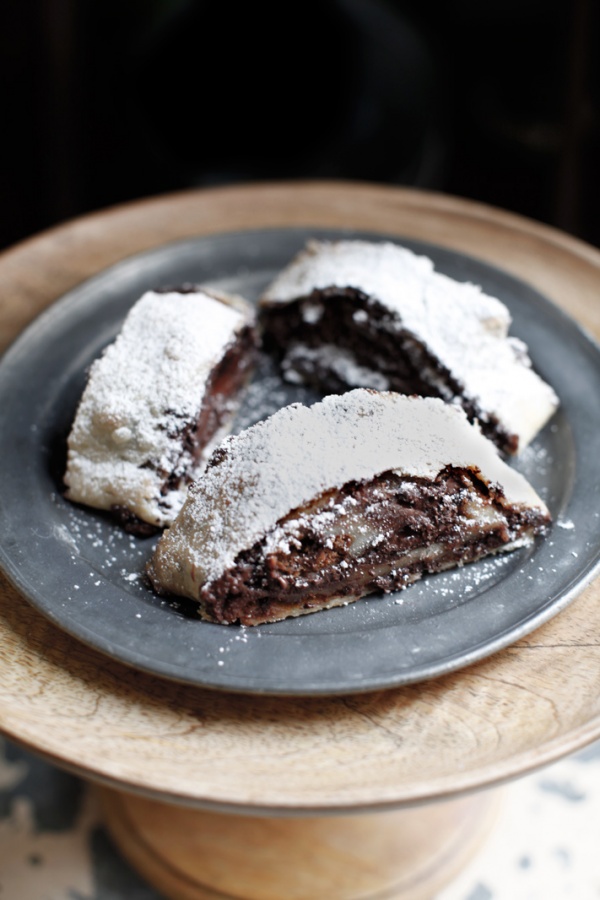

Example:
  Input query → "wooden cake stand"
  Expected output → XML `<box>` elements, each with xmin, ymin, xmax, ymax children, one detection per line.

<box><xmin>1</xmin><ymin>182</ymin><xmax>600</xmax><ymax>900</ymax></box>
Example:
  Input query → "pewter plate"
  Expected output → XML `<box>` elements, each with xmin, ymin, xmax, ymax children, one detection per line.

<box><xmin>1</xmin><ymin>228</ymin><xmax>599</xmax><ymax>695</ymax></box>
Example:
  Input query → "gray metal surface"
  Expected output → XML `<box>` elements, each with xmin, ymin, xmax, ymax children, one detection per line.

<box><xmin>0</xmin><ymin>228</ymin><xmax>599</xmax><ymax>695</ymax></box>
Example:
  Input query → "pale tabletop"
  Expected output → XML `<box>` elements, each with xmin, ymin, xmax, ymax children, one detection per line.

<box><xmin>1</xmin><ymin>181</ymin><xmax>600</xmax><ymax>815</ymax></box>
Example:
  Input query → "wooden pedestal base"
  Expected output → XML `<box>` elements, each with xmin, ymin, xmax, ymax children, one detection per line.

<box><xmin>100</xmin><ymin>788</ymin><xmax>501</xmax><ymax>900</ymax></box>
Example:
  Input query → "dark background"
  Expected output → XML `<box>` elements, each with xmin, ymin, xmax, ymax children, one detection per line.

<box><xmin>2</xmin><ymin>0</ymin><xmax>598</xmax><ymax>253</ymax></box>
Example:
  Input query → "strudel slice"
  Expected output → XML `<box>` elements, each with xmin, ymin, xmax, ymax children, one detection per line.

<box><xmin>260</xmin><ymin>240</ymin><xmax>559</xmax><ymax>455</ymax></box>
<box><xmin>148</xmin><ymin>390</ymin><xmax>550</xmax><ymax>625</ymax></box>
<box><xmin>64</xmin><ymin>287</ymin><xmax>257</xmax><ymax>533</ymax></box>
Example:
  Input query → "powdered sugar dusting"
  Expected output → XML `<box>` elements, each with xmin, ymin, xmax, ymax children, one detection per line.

<box><xmin>152</xmin><ymin>390</ymin><xmax>549</xmax><ymax>595</ymax></box>
<box><xmin>282</xmin><ymin>344</ymin><xmax>390</xmax><ymax>391</ymax></box>
<box><xmin>64</xmin><ymin>289</ymin><xmax>252</xmax><ymax>527</ymax></box>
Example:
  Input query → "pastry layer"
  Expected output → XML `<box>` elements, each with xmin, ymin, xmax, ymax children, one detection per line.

<box><xmin>260</xmin><ymin>240</ymin><xmax>559</xmax><ymax>455</ymax></box>
<box><xmin>148</xmin><ymin>390</ymin><xmax>551</xmax><ymax>624</ymax></box>
<box><xmin>64</xmin><ymin>287</ymin><xmax>257</xmax><ymax>531</ymax></box>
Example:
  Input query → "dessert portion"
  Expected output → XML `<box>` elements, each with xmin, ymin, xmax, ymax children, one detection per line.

<box><xmin>64</xmin><ymin>287</ymin><xmax>257</xmax><ymax>534</ymax></box>
<box><xmin>148</xmin><ymin>390</ymin><xmax>551</xmax><ymax>625</ymax></box>
<box><xmin>260</xmin><ymin>239</ymin><xmax>559</xmax><ymax>455</ymax></box>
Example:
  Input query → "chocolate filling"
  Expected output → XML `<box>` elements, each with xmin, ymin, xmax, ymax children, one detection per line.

<box><xmin>197</xmin><ymin>466</ymin><xmax>549</xmax><ymax>625</ymax></box>
<box><xmin>158</xmin><ymin>323</ymin><xmax>257</xmax><ymax>496</ymax></box>
<box><xmin>261</xmin><ymin>290</ymin><xmax>518</xmax><ymax>456</ymax></box>
<box><xmin>112</xmin><ymin>322</ymin><xmax>257</xmax><ymax>535</ymax></box>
